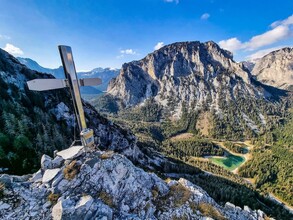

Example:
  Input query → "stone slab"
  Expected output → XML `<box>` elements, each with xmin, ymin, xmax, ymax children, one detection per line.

<box><xmin>42</xmin><ymin>168</ymin><xmax>60</xmax><ymax>183</ymax></box>
<box><xmin>56</xmin><ymin>146</ymin><xmax>84</xmax><ymax>160</ymax></box>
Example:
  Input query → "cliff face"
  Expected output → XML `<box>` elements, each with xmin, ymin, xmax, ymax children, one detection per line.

<box><xmin>252</xmin><ymin>47</ymin><xmax>293</xmax><ymax>90</ymax></box>
<box><xmin>0</xmin><ymin>147</ymin><xmax>270</xmax><ymax>220</ymax></box>
<box><xmin>107</xmin><ymin>41</ymin><xmax>272</xmax><ymax>118</ymax></box>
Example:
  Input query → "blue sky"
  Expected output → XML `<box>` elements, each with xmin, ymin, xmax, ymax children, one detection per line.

<box><xmin>0</xmin><ymin>0</ymin><xmax>292</xmax><ymax>71</ymax></box>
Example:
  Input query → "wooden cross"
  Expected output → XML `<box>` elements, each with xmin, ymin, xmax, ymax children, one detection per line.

<box><xmin>27</xmin><ymin>45</ymin><xmax>102</xmax><ymax>148</ymax></box>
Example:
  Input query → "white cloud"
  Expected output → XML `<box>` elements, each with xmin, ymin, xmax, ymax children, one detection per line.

<box><xmin>164</xmin><ymin>0</ymin><xmax>179</xmax><ymax>4</ymax></box>
<box><xmin>154</xmin><ymin>42</ymin><xmax>164</xmax><ymax>50</ymax></box>
<box><xmin>120</xmin><ymin>49</ymin><xmax>136</xmax><ymax>55</ymax></box>
<box><xmin>200</xmin><ymin>13</ymin><xmax>210</xmax><ymax>20</ymax></box>
<box><xmin>3</xmin><ymin>43</ymin><xmax>23</xmax><ymax>55</ymax></box>
<box><xmin>246</xmin><ymin>46</ymin><xmax>289</xmax><ymax>60</ymax></box>
<box><xmin>219</xmin><ymin>14</ymin><xmax>293</xmax><ymax>53</ymax></box>
<box><xmin>270</xmin><ymin>15</ymin><xmax>293</xmax><ymax>28</ymax></box>
<box><xmin>117</xmin><ymin>48</ymin><xmax>138</xmax><ymax>59</ymax></box>
<box><xmin>219</xmin><ymin>37</ymin><xmax>243</xmax><ymax>52</ymax></box>
<box><xmin>245</xmin><ymin>25</ymin><xmax>290</xmax><ymax>50</ymax></box>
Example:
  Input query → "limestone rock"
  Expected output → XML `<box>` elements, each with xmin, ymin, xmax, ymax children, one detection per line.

<box><xmin>252</xmin><ymin>47</ymin><xmax>293</xmax><ymax>90</ymax></box>
<box><xmin>0</xmin><ymin>202</ymin><xmax>10</xmax><ymax>210</ymax></box>
<box><xmin>42</xmin><ymin>168</ymin><xmax>61</xmax><ymax>183</ymax></box>
<box><xmin>30</xmin><ymin>169</ymin><xmax>42</xmax><ymax>182</ymax></box>
<box><xmin>0</xmin><ymin>150</ymin><xmax>275</xmax><ymax>220</ymax></box>
<box><xmin>56</xmin><ymin>146</ymin><xmax>84</xmax><ymax>160</ymax></box>
<box><xmin>74</xmin><ymin>195</ymin><xmax>94</xmax><ymax>218</ymax></box>
<box><xmin>51</xmin><ymin>156</ymin><xmax>64</xmax><ymax>169</ymax></box>
<box><xmin>41</xmin><ymin>154</ymin><xmax>53</xmax><ymax>170</ymax></box>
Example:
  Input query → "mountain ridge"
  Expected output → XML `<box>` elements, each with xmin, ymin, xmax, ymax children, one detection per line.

<box><xmin>251</xmin><ymin>47</ymin><xmax>293</xmax><ymax>91</ymax></box>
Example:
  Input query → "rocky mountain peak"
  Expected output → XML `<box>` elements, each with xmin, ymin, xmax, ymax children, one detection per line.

<box><xmin>124</xmin><ymin>40</ymin><xmax>245</xmax><ymax>81</ymax></box>
<box><xmin>252</xmin><ymin>47</ymin><xmax>293</xmax><ymax>90</ymax></box>
<box><xmin>107</xmin><ymin>41</ymin><xmax>267</xmax><ymax>117</ymax></box>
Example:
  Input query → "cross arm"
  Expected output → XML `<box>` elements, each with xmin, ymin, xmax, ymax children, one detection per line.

<box><xmin>79</xmin><ymin>78</ymin><xmax>102</xmax><ymax>87</ymax></box>
<box><xmin>27</xmin><ymin>79</ymin><xmax>68</xmax><ymax>91</ymax></box>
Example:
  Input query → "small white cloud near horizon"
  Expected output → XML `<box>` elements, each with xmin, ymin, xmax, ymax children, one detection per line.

<box><xmin>120</xmin><ymin>49</ymin><xmax>136</xmax><ymax>55</ymax></box>
<box><xmin>219</xmin><ymin>14</ymin><xmax>293</xmax><ymax>53</ymax></box>
<box><xmin>3</xmin><ymin>43</ymin><xmax>23</xmax><ymax>55</ymax></box>
<box><xmin>246</xmin><ymin>45</ymin><xmax>291</xmax><ymax>60</ymax></box>
<box><xmin>201</xmin><ymin>13</ymin><xmax>210</xmax><ymax>20</ymax></box>
<box><xmin>117</xmin><ymin>48</ymin><xmax>137</xmax><ymax>59</ymax></box>
<box><xmin>154</xmin><ymin>42</ymin><xmax>164</xmax><ymax>50</ymax></box>
<box><xmin>164</xmin><ymin>0</ymin><xmax>179</xmax><ymax>4</ymax></box>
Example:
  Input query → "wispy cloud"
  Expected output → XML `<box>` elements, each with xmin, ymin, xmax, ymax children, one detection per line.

<box><xmin>2</xmin><ymin>43</ymin><xmax>23</xmax><ymax>55</ymax></box>
<box><xmin>117</xmin><ymin>48</ymin><xmax>137</xmax><ymax>59</ymax></box>
<box><xmin>200</xmin><ymin>13</ymin><xmax>210</xmax><ymax>20</ymax></box>
<box><xmin>120</xmin><ymin>49</ymin><xmax>136</xmax><ymax>55</ymax></box>
<box><xmin>246</xmin><ymin>45</ymin><xmax>290</xmax><ymax>60</ymax></box>
<box><xmin>154</xmin><ymin>42</ymin><xmax>164</xmax><ymax>50</ymax></box>
<box><xmin>219</xmin><ymin>14</ymin><xmax>293</xmax><ymax>53</ymax></box>
<box><xmin>0</xmin><ymin>34</ymin><xmax>11</xmax><ymax>40</ymax></box>
<box><xmin>270</xmin><ymin>15</ymin><xmax>293</xmax><ymax>28</ymax></box>
<box><xmin>164</xmin><ymin>0</ymin><xmax>179</xmax><ymax>4</ymax></box>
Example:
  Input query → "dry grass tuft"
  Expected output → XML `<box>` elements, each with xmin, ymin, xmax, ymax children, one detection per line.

<box><xmin>48</xmin><ymin>193</ymin><xmax>60</xmax><ymax>205</ymax></box>
<box><xmin>164</xmin><ymin>178</ymin><xmax>172</xmax><ymax>183</ymax></box>
<box><xmin>172</xmin><ymin>214</ymin><xmax>189</xmax><ymax>220</ymax></box>
<box><xmin>151</xmin><ymin>186</ymin><xmax>160</xmax><ymax>199</ymax></box>
<box><xmin>0</xmin><ymin>182</ymin><xmax>5</xmax><ymax>198</ymax></box>
<box><xmin>169</xmin><ymin>183</ymin><xmax>192</xmax><ymax>207</ymax></box>
<box><xmin>198</xmin><ymin>202</ymin><xmax>226</xmax><ymax>220</ymax></box>
<box><xmin>98</xmin><ymin>190</ymin><xmax>115</xmax><ymax>208</ymax></box>
<box><xmin>63</xmin><ymin>160</ymin><xmax>81</xmax><ymax>180</ymax></box>
<box><xmin>189</xmin><ymin>201</ymin><xmax>198</xmax><ymax>213</ymax></box>
<box><xmin>154</xmin><ymin>183</ymin><xmax>191</xmax><ymax>211</ymax></box>
<box><xmin>100</xmin><ymin>151</ymin><xmax>114</xmax><ymax>160</ymax></box>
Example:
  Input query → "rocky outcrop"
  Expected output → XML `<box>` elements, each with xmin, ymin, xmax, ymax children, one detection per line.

<box><xmin>241</xmin><ymin>61</ymin><xmax>256</xmax><ymax>72</ymax></box>
<box><xmin>107</xmin><ymin>41</ymin><xmax>273</xmax><ymax>119</ymax></box>
<box><xmin>0</xmin><ymin>147</ymin><xmax>272</xmax><ymax>220</ymax></box>
<box><xmin>252</xmin><ymin>47</ymin><xmax>293</xmax><ymax>90</ymax></box>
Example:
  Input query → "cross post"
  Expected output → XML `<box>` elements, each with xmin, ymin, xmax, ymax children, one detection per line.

<box><xmin>27</xmin><ymin>45</ymin><xmax>102</xmax><ymax>149</ymax></box>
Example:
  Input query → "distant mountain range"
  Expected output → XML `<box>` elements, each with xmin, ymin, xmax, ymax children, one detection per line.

<box><xmin>78</xmin><ymin>67</ymin><xmax>120</xmax><ymax>92</ymax></box>
<box><xmin>16</xmin><ymin>57</ymin><xmax>65</xmax><ymax>78</ymax></box>
<box><xmin>17</xmin><ymin>57</ymin><xmax>120</xmax><ymax>97</ymax></box>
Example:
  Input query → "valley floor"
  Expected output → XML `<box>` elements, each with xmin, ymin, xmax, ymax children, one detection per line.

<box><xmin>169</xmin><ymin>133</ymin><xmax>293</xmax><ymax>214</ymax></box>
<box><xmin>170</xmin><ymin>133</ymin><xmax>254</xmax><ymax>174</ymax></box>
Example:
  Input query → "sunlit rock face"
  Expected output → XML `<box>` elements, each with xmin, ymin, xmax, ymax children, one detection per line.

<box><xmin>107</xmin><ymin>41</ymin><xmax>273</xmax><ymax>119</ymax></box>
<box><xmin>252</xmin><ymin>47</ymin><xmax>293</xmax><ymax>91</ymax></box>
